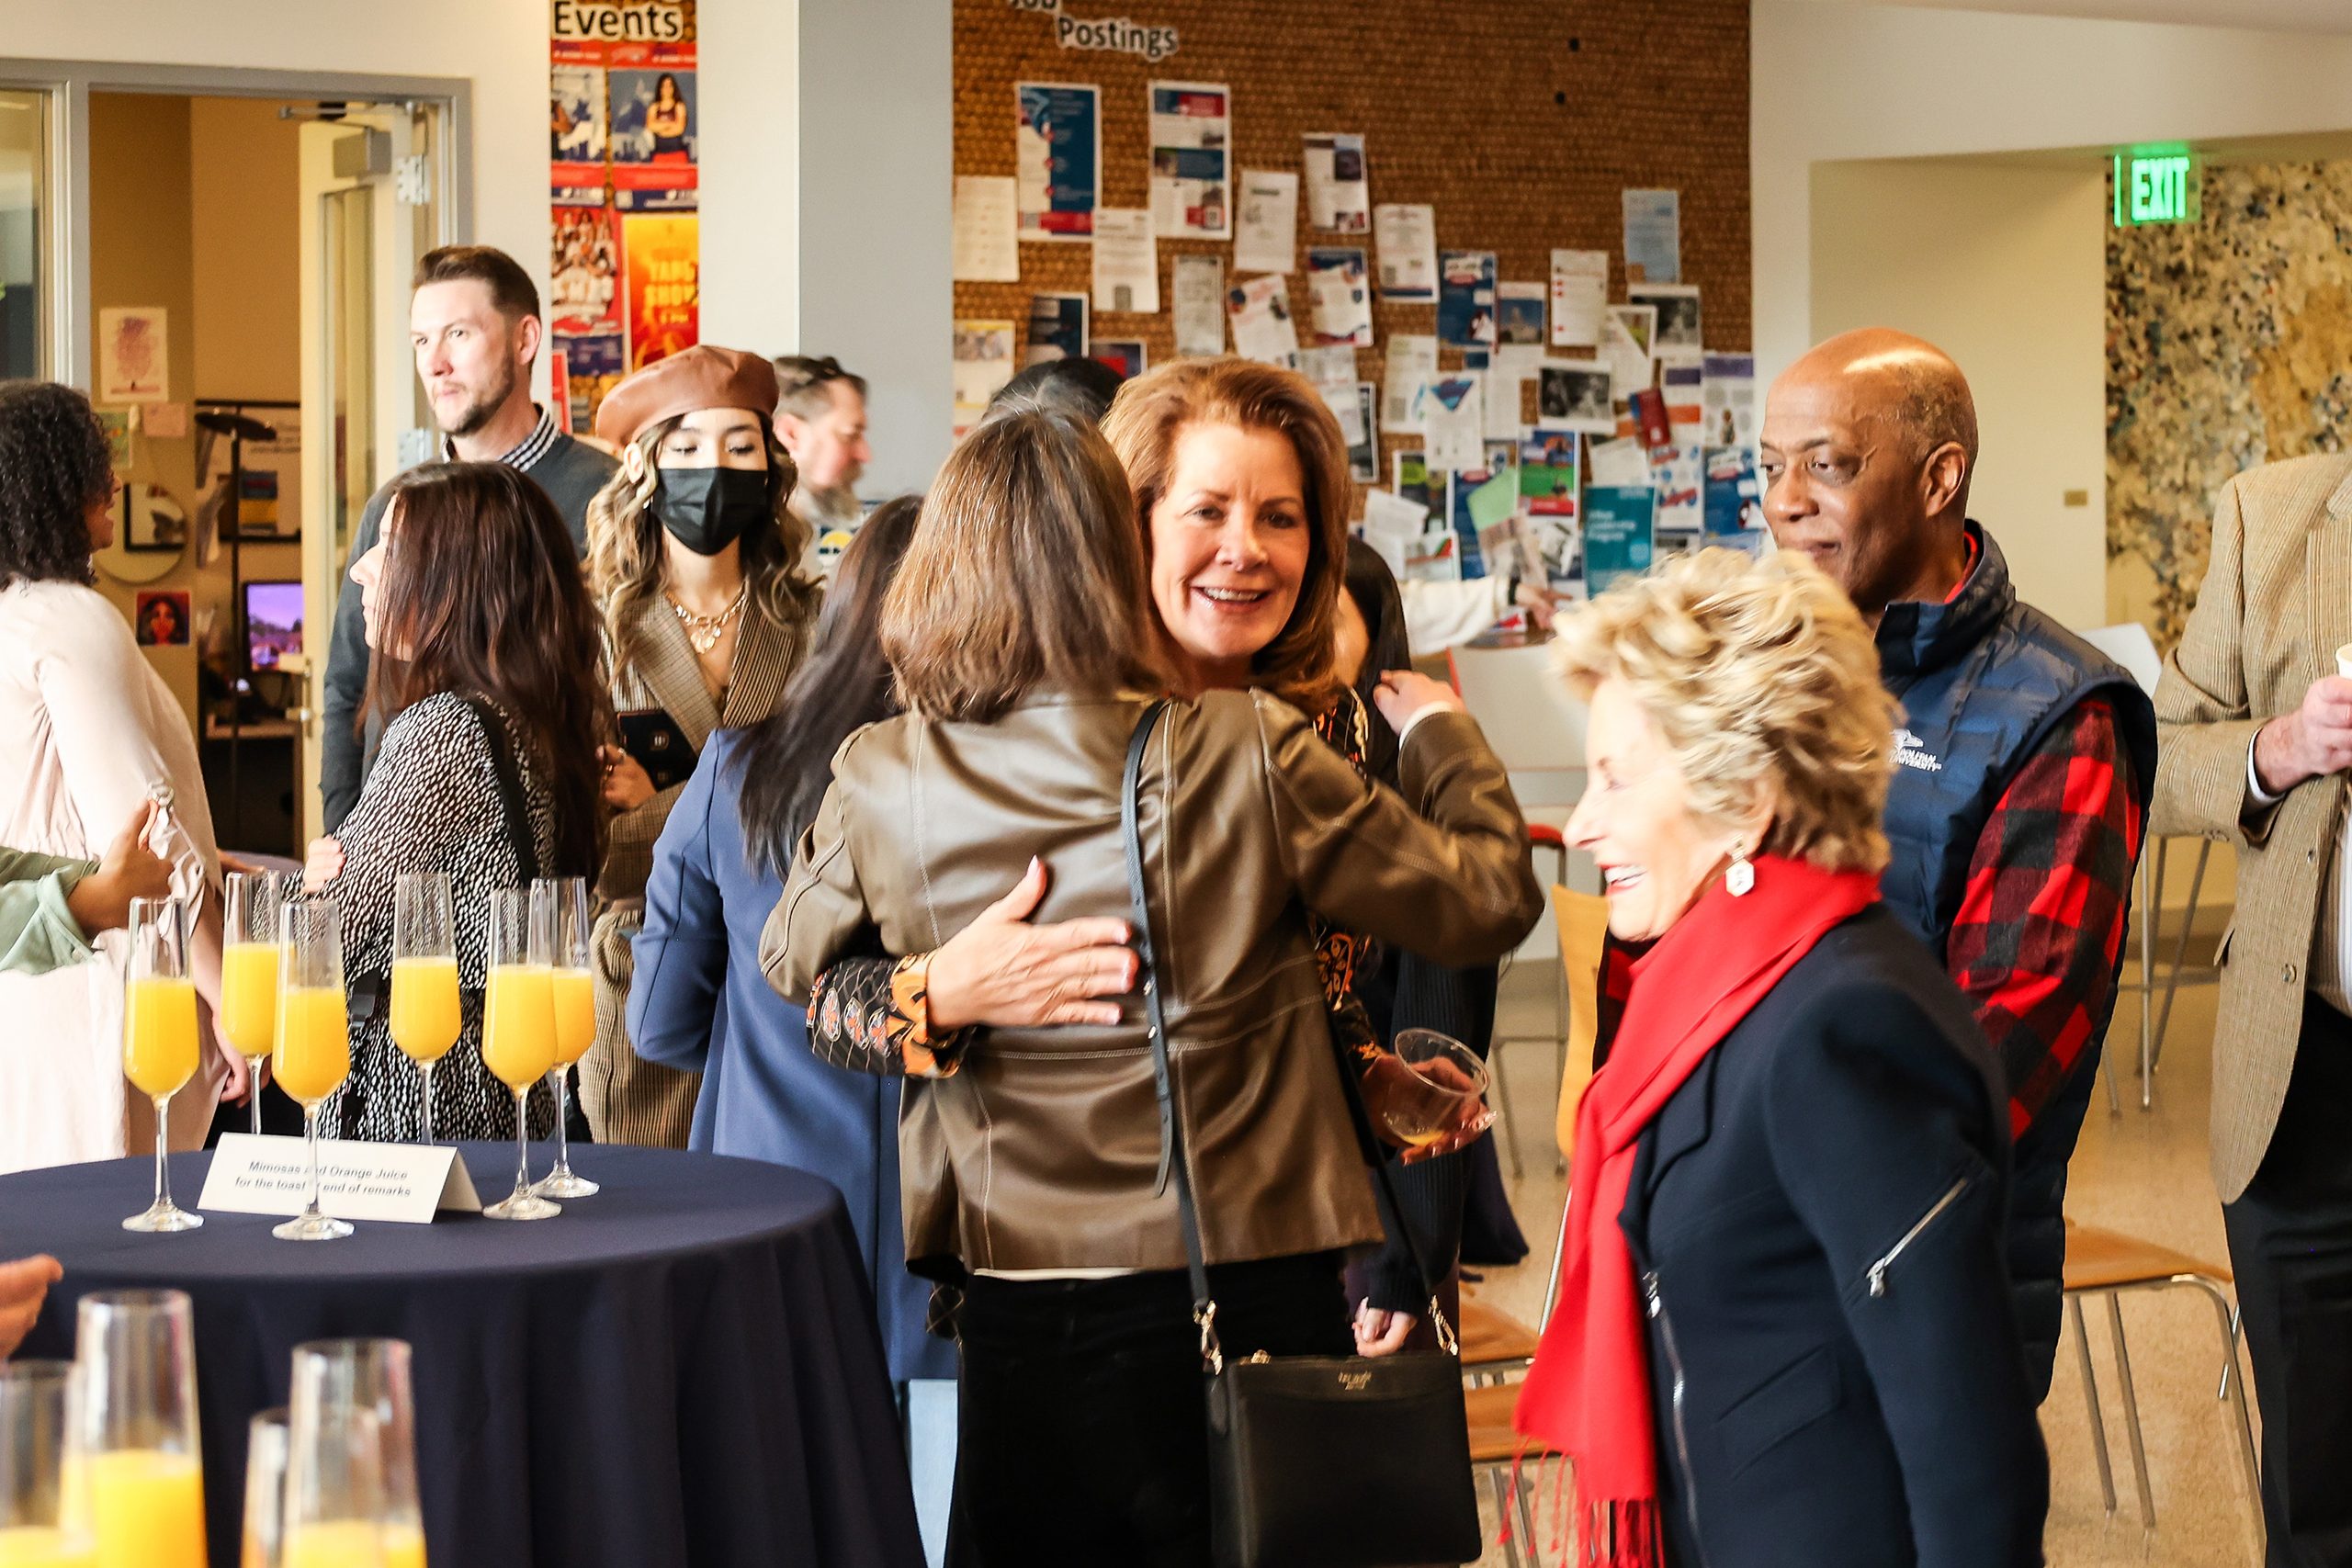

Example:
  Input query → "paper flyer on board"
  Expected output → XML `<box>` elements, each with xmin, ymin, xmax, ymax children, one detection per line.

<box><xmin>1634</xmin><ymin>284</ymin><xmax>1702</xmax><ymax>352</ymax></box>
<box><xmin>1583</xmin><ymin>486</ymin><xmax>1657</xmax><ymax>594</ymax></box>
<box><xmin>1227</xmin><ymin>274</ymin><xmax>1300</xmax><ymax>367</ymax></box>
<box><xmin>1704</xmin><ymin>446</ymin><xmax>1765</xmax><ymax>542</ymax></box>
<box><xmin>1172</xmin><ymin>254</ymin><xmax>1226</xmax><ymax>357</ymax></box>
<box><xmin>1148</xmin><ymin>81</ymin><xmax>1231</xmax><ymax>240</ymax></box>
<box><xmin>1092</xmin><ymin>340</ymin><xmax>1146</xmax><ymax>380</ymax></box>
<box><xmin>1444</xmin><ymin>440</ymin><xmax>1519</xmax><ymax>579</ymax></box>
<box><xmin>1603</xmin><ymin>305</ymin><xmax>1657</xmax><ymax>399</ymax></box>
<box><xmin>1351</xmin><ymin>383</ymin><xmax>1379</xmax><ymax>482</ymax></box>
<box><xmin>953</xmin><ymin>319</ymin><xmax>1017</xmax><ymax>436</ymax></box>
<box><xmin>1373</xmin><ymin>204</ymin><xmax>1438</xmax><ymax>300</ymax></box>
<box><xmin>1497</xmin><ymin>282</ymin><xmax>1546</xmax><ymax>348</ymax></box>
<box><xmin>1303</xmin><ymin>132</ymin><xmax>1371</xmax><ymax>233</ymax></box>
<box><xmin>1016</xmin><ymin>83</ymin><xmax>1099</xmax><ymax>240</ymax></box>
<box><xmin>1622</xmin><ymin>188</ymin><xmax>1681</xmax><ymax>284</ymax></box>
<box><xmin>1538</xmin><ymin>361</ymin><xmax>1614</xmax><ymax>436</ymax></box>
<box><xmin>1091</xmin><ymin>209</ymin><xmax>1159</xmax><ymax>313</ymax></box>
<box><xmin>1549</xmin><ymin>250</ymin><xmax>1609</xmax><ymax>347</ymax></box>
<box><xmin>1024</xmin><ymin>292</ymin><xmax>1089</xmax><ymax>366</ymax></box>
<box><xmin>953</xmin><ymin>175</ymin><xmax>1020</xmax><ymax>282</ymax></box>
<box><xmin>1438</xmin><ymin>251</ymin><xmax>1498</xmax><ymax>350</ymax></box>
<box><xmin>1233</xmin><ymin>169</ymin><xmax>1300</xmax><ymax>275</ymax></box>
<box><xmin>1383</xmin><ymin>335</ymin><xmax>1438</xmax><ymax>433</ymax></box>
<box><xmin>1587</xmin><ymin>434</ymin><xmax>1651</xmax><ymax>489</ymax></box>
<box><xmin>1702</xmin><ymin>354</ymin><xmax>1758</xmax><ymax>447</ymax></box>
<box><xmin>1393</xmin><ymin>450</ymin><xmax>1441</xmax><ymax>516</ymax></box>
<box><xmin>1418</xmin><ymin>373</ymin><xmax>1485</xmax><ymax>472</ymax></box>
<box><xmin>1306</xmin><ymin>247</ymin><xmax>1374</xmax><ymax>346</ymax></box>
<box><xmin>1519</xmin><ymin>429</ymin><xmax>1580</xmax><ymax>520</ymax></box>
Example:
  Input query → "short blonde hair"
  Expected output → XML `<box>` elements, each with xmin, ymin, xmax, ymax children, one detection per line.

<box><xmin>1553</xmin><ymin>548</ymin><xmax>1896</xmax><ymax>874</ymax></box>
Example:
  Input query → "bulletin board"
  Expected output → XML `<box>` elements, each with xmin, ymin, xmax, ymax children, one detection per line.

<box><xmin>952</xmin><ymin>0</ymin><xmax>1751</xmax><ymax>480</ymax></box>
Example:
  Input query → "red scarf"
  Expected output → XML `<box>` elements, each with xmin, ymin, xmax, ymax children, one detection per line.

<box><xmin>1512</xmin><ymin>855</ymin><xmax>1881</xmax><ymax>1564</ymax></box>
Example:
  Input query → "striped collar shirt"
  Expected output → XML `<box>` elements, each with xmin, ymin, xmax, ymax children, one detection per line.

<box><xmin>446</xmin><ymin>404</ymin><xmax>560</xmax><ymax>472</ymax></box>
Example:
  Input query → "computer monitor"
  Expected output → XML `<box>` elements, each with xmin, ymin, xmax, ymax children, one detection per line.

<box><xmin>243</xmin><ymin>581</ymin><xmax>302</xmax><ymax>671</ymax></box>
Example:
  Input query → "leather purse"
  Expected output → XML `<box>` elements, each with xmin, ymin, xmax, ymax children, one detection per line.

<box><xmin>1120</xmin><ymin>701</ymin><xmax>1484</xmax><ymax>1568</ymax></box>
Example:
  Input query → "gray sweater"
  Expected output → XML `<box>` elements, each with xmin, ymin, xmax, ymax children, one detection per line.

<box><xmin>319</xmin><ymin>431</ymin><xmax>617</xmax><ymax>829</ymax></box>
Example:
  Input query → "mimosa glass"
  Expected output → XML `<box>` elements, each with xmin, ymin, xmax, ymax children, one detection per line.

<box><xmin>220</xmin><ymin>872</ymin><xmax>290</xmax><ymax>1136</ymax></box>
<box><xmin>536</xmin><ymin>876</ymin><xmax>597</xmax><ymax>1199</ymax></box>
<box><xmin>274</xmin><ymin>900</ymin><xmax>354</xmax><ymax>1243</ymax></box>
<box><xmin>120</xmin><ymin>898</ymin><xmax>201</xmax><ymax>1234</ymax></box>
<box><xmin>288</xmin><ymin>1343</ymin><xmax>420</xmax><ymax>1568</ymax></box>
<box><xmin>73</xmin><ymin>1292</ymin><xmax>205</xmax><ymax>1568</ymax></box>
<box><xmin>240</xmin><ymin>1409</ymin><xmax>287</xmax><ymax>1568</ymax></box>
<box><xmin>481</xmin><ymin>886</ymin><xmax>559</xmax><ymax>1221</ymax></box>
<box><xmin>280</xmin><ymin>1396</ymin><xmax>382</xmax><ymax>1568</ymax></box>
<box><xmin>0</xmin><ymin>1361</ymin><xmax>93</xmax><ymax>1568</ymax></box>
<box><xmin>388</xmin><ymin>875</ymin><xmax>458</xmax><ymax>1145</ymax></box>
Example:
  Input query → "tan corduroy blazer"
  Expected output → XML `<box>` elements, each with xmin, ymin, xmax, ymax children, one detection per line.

<box><xmin>2153</xmin><ymin>451</ymin><xmax>2352</xmax><ymax>1201</ymax></box>
<box><xmin>580</xmin><ymin>593</ymin><xmax>806</xmax><ymax>1149</ymax></box>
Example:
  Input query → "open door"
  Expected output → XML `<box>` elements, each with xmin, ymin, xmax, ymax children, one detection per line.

<box><xmin>291</xmin><ymin>103</ymin><xmax>447</xmax><ymax>844</ymax></box>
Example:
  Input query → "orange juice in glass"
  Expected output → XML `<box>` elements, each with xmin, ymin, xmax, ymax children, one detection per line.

<box><xmin>221</xmin><ymin>871</ymin><xmax>290</xmax><ymax>1134</ymax></box>
<box><xmin>536</xmin><ymin>875</ymin><xmax>598</xmax><ymax>1200</ymax></box>
<box><xmin>390</xmin><ymin>874</ymin><xmax>458</xmax><ymax>1144</ymax></box>
<box><xmin>120</xmin><ymin>900</ymin><xmax>201</xmax><ymax>1234</ymax></box>
<box><xmin>274</xmin><ymin>988</ymin><xmax>351</xmax><ymax>1107</ymax></box>
<box><xmin>274</xmin><ymin>901</ymin><xmax>355</xmax><ymax>1243</ymax></box>
<box><xmin>0</xmin><ymin>1529</ymin><xmax>96</xmax><ymax>1567</ymax></box>
<box><xmin>74</xmin><ymin>1293</ymin><xmax>206</xmax><ymax>1568</ymax></box>
<box><xmin>85</xmin><ymin>1451</ymin><xmax>204</xmax><ymax>1568</ymax></box>
<box><xmin>481</xmin><ymin>886</ymin><xmax>560</xmax><ymax>1220</ymax></box>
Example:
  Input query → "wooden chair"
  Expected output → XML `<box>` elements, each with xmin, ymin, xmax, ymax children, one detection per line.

<box><xmin>2062</xmin><ymin>1219</ymin><xmax>2260</xmax><ymax>1551</ymax></box>
<box><xmin>1464</xmin><ymin>886</ymin><xmax>1606</xmax><ymax>1565</ymax></box>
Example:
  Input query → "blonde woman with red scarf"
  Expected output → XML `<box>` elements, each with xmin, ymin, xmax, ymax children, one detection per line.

<box><xmin>1514</xmin><ymin>548</ymin><xmax>2048</xmax><ymax>1568</ymax></box>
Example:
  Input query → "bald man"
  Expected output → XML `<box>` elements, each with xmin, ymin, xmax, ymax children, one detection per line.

<box><xmin>1761</xmin><ymin>330</ymin><xmax>2156</xmax><ymax>1403</ymax></box>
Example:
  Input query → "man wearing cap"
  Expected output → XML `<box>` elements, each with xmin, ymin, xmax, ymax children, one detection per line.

<box><xmin>320</xmin><ymin>245</ymin><xmax>619</xmax><ymax>830</ymax></box>
<box><xmin>574</xmin><ymin>345</ymin><xmax>818</xmax><ymax>1156</ymax></box>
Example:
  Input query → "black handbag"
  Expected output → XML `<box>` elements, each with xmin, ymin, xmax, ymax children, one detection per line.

<box><xmin>1120</xmin><ymin>701</ymin><xmax>1485</xmax><ymax>1568</ymax></box>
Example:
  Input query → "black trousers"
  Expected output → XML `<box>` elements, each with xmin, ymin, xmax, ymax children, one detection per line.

<box><xmin>2224</xmin><ymin>995</ymin><xmax>2352</xmax><ymax>1568</ymax></box>
<box><xmin>944</xmin><ymin>1251</ymin><xmax>1350</xmax><ymax>1568</ymax></box>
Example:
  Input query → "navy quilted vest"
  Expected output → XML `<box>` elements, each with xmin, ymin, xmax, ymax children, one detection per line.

<box><xmin>1872</xmin><ymin>524</ymin><xmax>2156</xmax><ymax>1400</ymax></box>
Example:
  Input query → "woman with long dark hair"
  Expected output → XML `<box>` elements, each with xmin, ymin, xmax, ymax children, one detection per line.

<box><xmin>304</xmin><ymin>460</ymin><xmax>610</xmax><ymax>1141</ymax></box>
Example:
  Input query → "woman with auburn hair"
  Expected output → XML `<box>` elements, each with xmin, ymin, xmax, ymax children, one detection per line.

<box><xmin>1515</xmin><ymin>548</ymin><xmax>2045</xmax><ymax>1567</ymax></box>
<box><xmin>304</xmin><ymin>461</ymin><xmax>610</xmax><ymax>1142</ymax></box>
<box><xmin>581</xmin><ymin>345</ymin><xmax>818</xmax><ymax>1148</ymax></box>
<box><xmin>763</xmin><ymin>407</ymin><xmax>1541</xmax><ymax>1565</ymax></box>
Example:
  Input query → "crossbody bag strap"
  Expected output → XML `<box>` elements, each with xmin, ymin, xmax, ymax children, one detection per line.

<box><xmin>1121</xmin><ymin>702</ymin><xmax>1224</xmax><ymax>1371</ymax></box>
<box><xmin>462</xmin><ymin>696</ymin><xmax>543</xmax><ymax>884</ymax></box>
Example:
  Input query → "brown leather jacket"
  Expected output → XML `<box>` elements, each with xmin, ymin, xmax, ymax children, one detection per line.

<box><xmin>761</xmin><ymin>687</ymin><xmax>1543</xmax><ymax>1277</ymax></box>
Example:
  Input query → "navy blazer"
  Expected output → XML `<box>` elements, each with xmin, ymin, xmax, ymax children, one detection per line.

<box><xmin>629</xmin><ymin>728</ymin><xmax>953</xmax><ymax>1383</ymax></box>
<box><xmin>1621</xmin><ymin>906</ymin><xmax>2048</xmax><ymax>1568</ymax></box>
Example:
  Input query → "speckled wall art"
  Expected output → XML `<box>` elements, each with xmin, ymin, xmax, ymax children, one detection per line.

<box><xmin>2109</xmin><ymin>161</ymin><xmax>2352</xmax><ymax>647</ymax></box>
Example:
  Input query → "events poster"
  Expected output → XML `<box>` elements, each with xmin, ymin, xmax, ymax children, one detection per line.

<box><xmin>1017</xmin><ymin>83</ymin><xmax>1100</xmax><ymax>240</ymax></box>
<box><xmin>622</xmin><ymin>213</ymin><xmax>700</xmax><ymax>371</ymax></box>
<box><xmin>953</xmin><ymin>319</ymin><xmax>1016</xmax><ymax>436</ymax></box>
<box><xmin>1306</xmin><ymin>247</ymin><xmax>1373</xmax><ymax>347</ymax></box>
<box><xmin>1148</xmin><ymin>81</ymin><xmax>1230</xmax><ymax>240</ymax></box>
<box><xmin>1437</xmin><ymin>252</ymin><xmax>1497</xmax><ymax>350</ymax></box>
<box><xmin>550</xmin><ymin>0</ymin><xmax>698</xmax><ymax>427</ymax></box>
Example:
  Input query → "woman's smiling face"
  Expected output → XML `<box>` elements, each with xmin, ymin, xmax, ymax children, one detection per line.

<box><xmin>1145</xmin><ymin>420</ymin><xmax>1311</xmax><ymax>693</ymax></box>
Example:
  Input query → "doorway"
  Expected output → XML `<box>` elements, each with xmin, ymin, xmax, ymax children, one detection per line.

<box><xmin>0</xmin><ymin>61</ymin><xmax>468</xmax><ymax>854</ymax></box>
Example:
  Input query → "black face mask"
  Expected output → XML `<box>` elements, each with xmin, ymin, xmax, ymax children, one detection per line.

<box><xmin>650</xmin><ymin>466</ymin><xmax>767</xmax><ymax>556</ymax></box>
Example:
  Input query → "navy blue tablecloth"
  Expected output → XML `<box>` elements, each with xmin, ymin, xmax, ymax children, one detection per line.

<box><xmin>0</xmin><ymin>1143</ymin><xmax>924</xmax><ymax>1568</ymax></box>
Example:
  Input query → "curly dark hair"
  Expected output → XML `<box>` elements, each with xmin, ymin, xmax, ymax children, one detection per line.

<box><xmin>0</xmin><ymin>381</ymin><xmax>111</xmax><ymax>590</ymax></box>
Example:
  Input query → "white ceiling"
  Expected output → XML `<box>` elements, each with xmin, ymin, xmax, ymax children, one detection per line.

<box><xmin>1793</xmin><ymin>0</ymin><xmax>2352</xmax><ymax>34</ymax></box>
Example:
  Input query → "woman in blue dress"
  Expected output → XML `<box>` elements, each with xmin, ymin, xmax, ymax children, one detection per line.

<box><xmin>626</xmin><ymin>497</ymin><xmax>958</xmax><ymax>1552</ymax></box>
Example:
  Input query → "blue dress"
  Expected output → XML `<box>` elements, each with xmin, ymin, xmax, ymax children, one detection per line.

<box><xmin>629</xmin><ymin>728</ymin><xmax>954</xmax><ymax>1382</ymax></box>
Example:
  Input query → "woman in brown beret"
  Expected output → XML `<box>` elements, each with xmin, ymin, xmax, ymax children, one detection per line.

<box><xmin>579</xmin><ymin>345</ymin><xmax>821</xmax><ymax>1147</ymax></box>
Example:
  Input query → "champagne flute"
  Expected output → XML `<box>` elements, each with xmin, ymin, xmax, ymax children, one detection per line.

<box><xmin>280</xmin><ymin>1399</ymin><xmax>383</xmax><ymax>1568</ymax></box>
<box><xmin>536</xmin><ymin>876</ymin><xmax>597</xmax><ymax>1199</ymax></box>
<box><xmin>287</xmin><ymin>1343</ymin><xmax>421</xmax><ymax>1568</ymax></box>
<box><xmin>73</xmin><ymin>1291</ymin><xmax>205</xmax><ymax>1568</ymax></box>
<box><xmin>274</xmin><ymin>900</ymin><xmax>355</xmax><ymax>1243</ymax></box>
<box><xmin>241</xmin><ymin>1409</ymin><xmax>288</xmax><ymax>1568</ymax></box>
<box><xmin>220</xmin><ymin>872</ymin><xmax>290</xmax><ymax>1137</ymax></box>
<box><xmin>480</xmin><ymin>886</ymin><xmax>560</xmax><ymax>1221</ymax></box>
<box><xmin>0</xmin><ymin>1360</ymin><xmax>94</xmax><ymax>1567</ymax></box>
<box><xmin>121</xmin><ymin>897</ymin><xmax>202</xmax><ymax>1234</ymax></box>
<box><xmin>388</xmin><ymin>875</ymin><xmax>458</xmax><ymax>1145</ymax></box>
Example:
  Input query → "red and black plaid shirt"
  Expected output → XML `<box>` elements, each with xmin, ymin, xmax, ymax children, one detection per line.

<box><xmin>1945</xmin><ymin>697</ymin><xmax>2143</xmax><ymax>1139</ymax></box>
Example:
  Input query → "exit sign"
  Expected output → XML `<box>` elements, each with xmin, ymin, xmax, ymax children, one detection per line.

<box><xmin>2113</xmin><ymin>147</ymin><xmax>2202</xmax><ymax>227</ymax></box>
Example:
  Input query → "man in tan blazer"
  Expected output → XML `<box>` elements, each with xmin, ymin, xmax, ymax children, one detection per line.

<box><xmin>2155</xmin><ymin>450</ymin><xmax>2352</xmax><ymax>1566</ymax></box>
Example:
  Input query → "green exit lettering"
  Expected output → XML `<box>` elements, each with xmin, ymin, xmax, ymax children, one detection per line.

<box><xmin>2113</xmin><ymin>149</ymin><xmax>2202</xmax><ymax>227</ymax></box>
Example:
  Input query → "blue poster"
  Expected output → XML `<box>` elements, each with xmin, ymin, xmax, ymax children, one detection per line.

<box><xmin>1016</xmin><ymin>83</ymin><xmax>1100</xmax><ymax>240</ymax></box>
<box><xmin>1437</xmin><ymin>251</ymin><xmax>1497</xmax><ymax>350</ymax></box>
<box><xmin>1444</xmin><ymin>438</ymin><xmax>1519</xmax><ymax>579</ymax></box>
<box><xmin>1024</xmin><ymin>292</ymin><xmax>1089</xmax><ymax>366</ymax></box>
<box><xmin>1582</xmin><ymin>486</ymin><xmax>1657</xmax><ymax>595</ymax></box>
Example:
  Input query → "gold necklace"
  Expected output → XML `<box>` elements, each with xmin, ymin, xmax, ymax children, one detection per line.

<box><xmin>665</xmin><ymin>583</ymin><xmax>746</xmax><ymax>656</ymax></box>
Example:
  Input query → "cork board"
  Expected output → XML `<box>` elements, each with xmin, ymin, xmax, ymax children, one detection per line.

<box><xmin>954</xmin><ymin>0</ymin><xmax>1750</xmax><ymax>469</ymax></box>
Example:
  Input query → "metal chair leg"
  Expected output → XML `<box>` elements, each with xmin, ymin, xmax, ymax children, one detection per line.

<box><xmin>1489</xmin><ymin>1043</ymin><xmax>1524</xmax><ymax>1179</ymax></box>
<box><xmin>2151</xmin><ymin>838</ymin><xmax>2211</xmax><ymax>1071</ymax></box>
<box><xmin>2072</xmin><ymin>1294</ymin><xmax>2118</xmax><ymax>1515</ymax></box>
<box><xmin>1513</xmin><ymin>1457</ymin><xmax>1542</xmax><ymax>1561</ymax></box>
<box><xmin>2103</xmin><ymin>1046</ymin><xmax>2122</xmax><ymax>1118</ymax></box>
<box><xmin>2182</xmin><ymin>1278</ymin><xmax>2263</xmax><ymax>1519</ymax></box>
<box><xmin>2138</xmin><ymin>857</ymin><xmax>2156</xmax><ymax>1110</ymax></box>
<box><xmin>1487</xmin><ymin>1466</ymin><xmax>1524</xmax><ymax>1568</ymax></box>
<box><xmin>2106</xmin><ymin>1293</ymin><xmax>2157</xmax><ymax>1529</ymax></box>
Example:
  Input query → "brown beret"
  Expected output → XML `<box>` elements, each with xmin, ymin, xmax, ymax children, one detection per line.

<box><xmin>594</xmin><ymin>344</ymin><xmax>779</xmax><ymax>447</ymax></box>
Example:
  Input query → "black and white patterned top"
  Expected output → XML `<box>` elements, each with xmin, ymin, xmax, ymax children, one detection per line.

<box><xmin>326</xmin><ymin>693</ymin><xmax>560</xmax><ymax>1143</ymax></box>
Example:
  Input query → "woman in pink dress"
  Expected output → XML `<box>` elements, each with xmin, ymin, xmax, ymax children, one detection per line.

<box><xmin>0</xmin><ymin>381</ymin><xmax>241</xmax><ymax>1172</ymax></box>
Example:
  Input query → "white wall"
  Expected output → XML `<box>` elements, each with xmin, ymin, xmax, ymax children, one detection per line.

<box><xmin>700</xmin><ymin>0</ymin><xmax>799</xmax><ymax>357</ymax></box>
<box><xmin>1808</xmin><ymin>158</ymin><xmax>2109</xmax><ymax>627</ymax></box>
